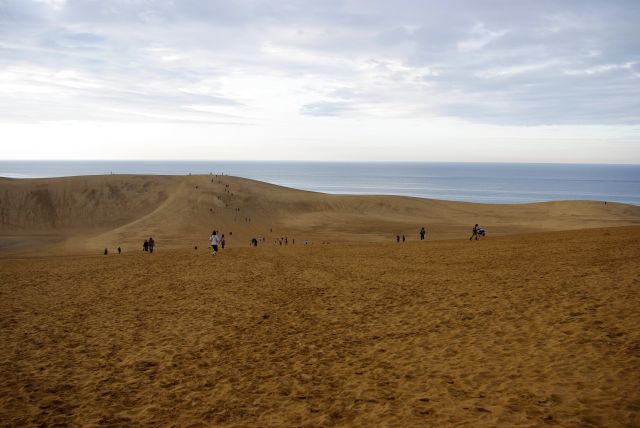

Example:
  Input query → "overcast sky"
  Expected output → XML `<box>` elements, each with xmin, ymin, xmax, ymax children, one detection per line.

<box><xmin>1</xmin><ymin>0</ymin><xmax>639</xmax><ymax>162</ymax></box>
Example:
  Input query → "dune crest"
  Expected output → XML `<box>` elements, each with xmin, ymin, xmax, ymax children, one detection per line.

<box><xmin>1</xmin><ymin>174</ymin><xmax>639</xmax><ymax>254</ymax></box>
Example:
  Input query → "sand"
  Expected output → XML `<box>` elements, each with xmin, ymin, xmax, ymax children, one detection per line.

<box><xmin>1</xmin><ymin>175</ymin><xmax>640</xmax><ymax>426</ymax></box>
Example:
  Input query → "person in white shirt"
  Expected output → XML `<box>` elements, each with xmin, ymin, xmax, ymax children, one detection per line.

<box><xmin>210</xmin><ymin>230</ymin><xmax>219</xmax><ymax>255</ymax></box>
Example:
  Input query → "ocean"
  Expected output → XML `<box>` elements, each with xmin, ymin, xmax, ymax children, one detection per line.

<box><xmin>0</xmin><ymin>161</ymin><xmax>639</xmax><ymax>205</ymax></box>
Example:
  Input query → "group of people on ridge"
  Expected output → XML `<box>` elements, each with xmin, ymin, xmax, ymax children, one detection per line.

<box><xmin>129</xmin><ymin>223</ymin><xmax>485</xmax><ymax>256</ymax></box>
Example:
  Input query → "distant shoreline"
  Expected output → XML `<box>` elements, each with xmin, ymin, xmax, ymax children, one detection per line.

<box><xmin>1</xmin><ymin>161</ymin><xmax>639</xmax><ymax>205</ymax></box>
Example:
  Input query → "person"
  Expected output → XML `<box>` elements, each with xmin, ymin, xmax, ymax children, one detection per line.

<box><xmin>143</xmin><ymin>239</ymin><xmax>149</xmax><ymax>252</ymax></box>
<box><xmin>221</xmin><ymin>234</ymin><xmax>226</xmax><ymax>250</ymax></box>
<box><xmin>420</xmin><ymin>227</ymin><xmax>426</xmax><ymax>240</ymax></box>
<box><xmin>210</xmin><ymin>230</ymin><xmax>219</xmax><ymax>255</ymax></box>
<box><xmin>251</xmin><ymin>238</ymin><xmax>258</xmax><ymax>247</ymax></box>
<box><xmin>118</xmin><ymin>247</ymin><xmax>121</xmax><ymax>254</ymax></box>
<box><xmin>470</xmin><ymin>224</ymin><xmax>479</xmax><ymax>241</ymax></box>
<box><xmin>402</xmin><ymin>235</ymin><xmax>405</xmax><ymax>243</ymax></box>
<box><xmin>104</xmin><ymin>248</ymin><xmax>108</xmax><ymax>255</ymax></box>
<box><xmin>396</xmin><ymin>235</ymin><xmax>400</xmax><ymax>243</ymax></box>
<box><xmin>148</xmin><ymin>237</ymin><xmax>155</xmax><ymax>253</ymax></box>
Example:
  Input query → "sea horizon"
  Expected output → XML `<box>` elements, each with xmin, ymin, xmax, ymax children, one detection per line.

<box><xmin>1</xmin><ymin>160</ymin><xmax>639</xmax><ymax>206</ymax></box>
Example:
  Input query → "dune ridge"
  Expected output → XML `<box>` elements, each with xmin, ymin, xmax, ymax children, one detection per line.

<box><xmin>1</xmin><ymin>174</ymin><xmax>639</xmax><ymax>255</ymax></box>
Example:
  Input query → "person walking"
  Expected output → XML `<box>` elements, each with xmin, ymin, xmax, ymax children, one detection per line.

<box><xmin>470</xmin><ymin>224</ymin><xmax>479</xmax><ymax>241</ymax></box>
<box><xmin>420</xmin><ymin>227</ymin><xmax>426</xmax><ymax>240</ymax></box>
<box><xmin>148</xmin><ymin>237</ymin><xmax>155</xmax><ymax>253</ymax></box>
<box><xmin>143</xmin><ymin>239</ymin><xmax>149</xmax><ymax>252</ymax></box>
<box><xmin>221</xmin><ymin>234</ymin><xmax>226</xmax><ymax>250</ymax></box>
<box><xmin>210</xmin><ymin>230</ymin><xmax>219</xmax><ymax>255</ymax></box>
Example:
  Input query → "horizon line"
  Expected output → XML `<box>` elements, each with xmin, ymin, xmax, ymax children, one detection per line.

<box><xmin>1</xmin><ymin>160</ymin><xmax>640</xmax><ymax>166</ymax></box>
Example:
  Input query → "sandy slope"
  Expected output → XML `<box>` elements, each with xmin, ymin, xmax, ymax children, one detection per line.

<box><xmin>1</xmin><ymin>226</ymin><xmax>639</xmax><ymax>426</ymax></box>
<box><xmin>1</xmin><ymin>175</ymin><xmax>639</xmax><ymax>255</ymax></box>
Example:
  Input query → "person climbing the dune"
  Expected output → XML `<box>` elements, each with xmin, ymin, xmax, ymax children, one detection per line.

<box><xmin>148</xmin><ymin>237</ymin><xmax>155</xmax><ymax>253</ymax></box>
<box><xmin>470</xmin><ymin>224</ymin><xmax>479</xmax><ymax>241</ymax></box>
<box><xmin>210</xmin><ymin>230</ymin><xmax>219</xmax><ymax>255</ymax></box>
<box><xmin>143</xmin><ymin>239</ymin><xmax>149</xmax><ymax>252</ymax></box>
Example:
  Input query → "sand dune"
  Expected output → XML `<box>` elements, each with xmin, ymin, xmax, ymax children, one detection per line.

<box><xmin>1</xmin><ymin>174</ymin><xmax>639</xmax><ymax>255</ymax></box>
<box><xmin>2</xmin><ymin>175</ymin><xmax>640</xmax><ymax>426</ymax></box>
<box><xmin>1</xmin><ymin>226</ymin><xmax>639</xmax><ymax>426</ymax></box>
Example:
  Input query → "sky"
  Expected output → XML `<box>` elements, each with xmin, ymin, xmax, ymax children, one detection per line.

<box><xmin>0</xmin><ymin>0</ymin><xmax>639</xmax><ymax>162</ymax></box>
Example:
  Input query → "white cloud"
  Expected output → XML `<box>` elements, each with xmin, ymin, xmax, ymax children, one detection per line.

<box><xmin>0</xmin><ymin>0</ymin><xmax>638</xmax><ymax>162</ymax></box>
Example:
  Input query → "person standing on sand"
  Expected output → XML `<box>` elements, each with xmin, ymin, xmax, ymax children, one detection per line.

<box><xmin>402</xmin><ymin>235</ymin><xmax>405</xmax><ymax>243</ymax></box>
<box><xmin>148</xmin><ymin>237</ymin><xmax>155</xmax><ymax>253</ymax></box>
<box><xmin>396</xmin><ymin>235</ymin><xmax>400</xmax><ymax>243</ymax></box>
<box><xmin>420</xmin><ymin>227</ymin><xmax>426</xmax><ymax>240</ymax></box>
<box><xmin>210</xmin><ymin>230</ymin><xmax>219</xmax><ymax>255</ymax></box>
<box><xmin>221</xmin><ymin>234</ymin><xmax>226</xmax><ymax>250</ymax></box>
<box><xmin>470</xmin><ymin>224</ymin><xmax>479</xmax><ymax>241</ymax></box>
<box><xmin>143</xmin><ymin>239</ymin><xmax>149</xmax><ymax>252</ymax></box>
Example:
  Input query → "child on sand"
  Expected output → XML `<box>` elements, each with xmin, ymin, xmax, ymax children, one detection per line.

<box><xmin>221</xmin><ymin>234</ymin><xmax>225</xmax><ymax>250</ymax></box>
<box><xmin>210</xmin><ymin>230</ymin><xmax>219</xmax><ymax>255</ymax></box>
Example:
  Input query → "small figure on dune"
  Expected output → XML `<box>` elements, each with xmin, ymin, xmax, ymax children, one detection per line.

<box><xmin>143</xmin><ymin>239</ymin><xmax>149</xmax><ymax>252</ymax></box>
<box><xmin>251</xmin><ymin>238</ymin><xmax>258</xmax><ymax>247</ymax></box>
<box><xmin>104</xmin><ymin>248</ymin><xmax>108</xmax><ymax>255</ymax></box>
<box><xmin>420</xmin><ymin>227</ymin><xmax>426</xmax><ymax>241</ymax></box>
<box><xmin>118</xmin><ymin>247</ymin><xmax>121</xmax><ymax>254</ymax></box>
<box><xmin>221</xmin><ymin>234</ymin><xmax>226</xmax><ymax>250</ymax></box>
<box><xmin>396</xmin><ymin>235</ymin><xmax>400</xmax><ymax>243</ymax></box>
<box><xmin>470</xmin><ymin>224</ymin><xmax>479</xmax><ymax>241</ymax></box>
<box><xmin>148</xmin><ymin>237</ymin><xmax>155</xmax><ymax>253</ymax></box>
<box><xmin>210</xmin><ymin>230</ymin><xmax>219</xmax><ymax>255</ymax></box>
<box><xmin>402</xmin><ymin>235</ymin><xmax>405</xmax><ymax>243</ymax></box>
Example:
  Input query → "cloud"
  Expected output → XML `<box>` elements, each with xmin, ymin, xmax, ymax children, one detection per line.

<box><xmin>0</xmin><ymin>0</ymin><xmax>638</xmax><ymax>129</ymax></box>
